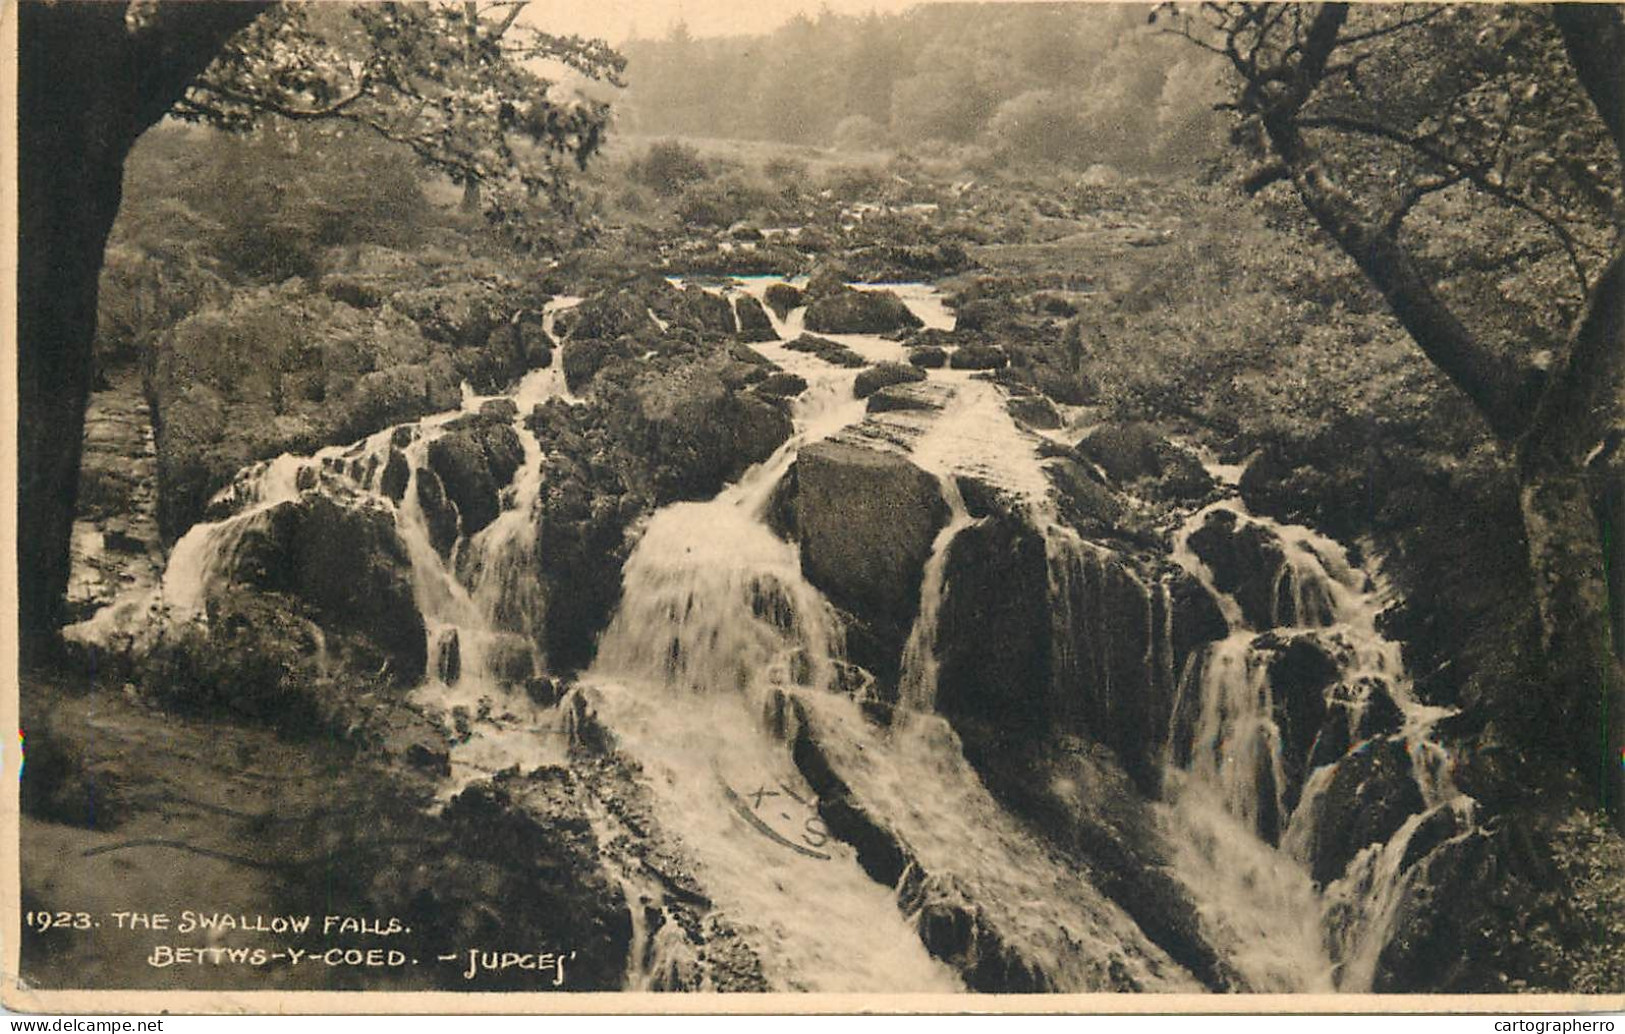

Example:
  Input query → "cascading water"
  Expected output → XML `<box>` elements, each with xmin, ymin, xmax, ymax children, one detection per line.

<box><xmin>897</xmin><ymin>477</ymin><xmax>972</xmax><ymax>714</ymax></box>
<box><xmin>580</xmin><ymin>279</ymin><xmax>1200</xmax><ymax>992</ymax></box>
<box><xmin>1160</xmin><ymin>493</ymin><xmax>1475</xmax><ymax>992</ymax></box>
<box><xmin>577</xmin><ymin>288</ymin><xmax>965</xmax><ymax>991</ymax></box>
<box><xmin>73</xmin><ymin>263</ymin><xmax>1478</xmax><ymax>994</ymax></box>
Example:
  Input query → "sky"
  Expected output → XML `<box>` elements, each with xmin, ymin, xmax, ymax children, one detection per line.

<box><xmin>520</xmin><ymin>0</ymin><xmax>989</xmax><ymax>44</ymax></box>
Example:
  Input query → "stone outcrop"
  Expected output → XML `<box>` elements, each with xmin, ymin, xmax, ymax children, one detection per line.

<box><xmin>1184</xmin><ymin>508</ymin><xmax>1291</xmax><ymax>630</ymax></box>
<box><xmin>1293</xmin><ymin>735</ymin><xmax>1427</xmax><ymax>886</ymax></box>
<box><xmin>1078</xmin><ymin>422</ymin><xmax>1214</xmax><ymax>504</ymax></box>
<box><xmin>771</xmin><ymin>440</ymin><xmax>948</xmax><ymax>687</ymax></box>
<box><xmin>219</xmin><ymin>493</ymin><xmax>427</xmax><ymax>681</ymax></box>
<box><xmin>763</xmin><ymin>283</ymin><xmax>803</xmax><ymax>320</ymax></box>
<box><xmin>804</xmin><ymin>287</ymin><xmax>923</xmax><ymax>336</ymax></box>
<box><xmin>853</xmin><ymin>362</ymin><xmax>926</xmax><ymax>399</ymax></box>
<box><xmin>425</xmin><ymin>416</ymin><xmax>525</xmax><ymax>537</ymax></box>
<box><xmin>733</xmin><ymin>293</ymin><xmax>779</xmax><ymax>342</ymax></box>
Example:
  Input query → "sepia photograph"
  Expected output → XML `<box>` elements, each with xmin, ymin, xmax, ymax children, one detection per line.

<box><xmin>6</xmin><ymin>0</ymin><xmax>1625</xmax><ymax>1013</ymax></box>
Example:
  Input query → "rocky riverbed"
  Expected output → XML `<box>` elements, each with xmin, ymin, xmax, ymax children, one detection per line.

<box><xmin>27</xmin><ymin>162</ymin><xmax>1624</xmax><ymax>996</ymax></box>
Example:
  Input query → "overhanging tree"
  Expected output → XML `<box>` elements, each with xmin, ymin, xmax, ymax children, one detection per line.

<box><xmin>1164</xmin><ymin>2</ymin><xmax>1625</xmax><ymax>818</ymax></box>
<box><xmin>16</xmin><ymin>1</ymin><xmax>622</xmax><ymax>662</ymax></box>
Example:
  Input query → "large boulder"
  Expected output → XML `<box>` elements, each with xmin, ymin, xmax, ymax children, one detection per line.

<box><xmin>1365</xmin><ymin>817</ymin><xmax>1561</xmax><ymax>993</ymax></box>
<box><xmin>568</xmin><ymin>285</ymin><xmax>663</xmax><ymax>343</ymax></box>
<box><xmin>853</xmin><ymin>362</ymin><xmax>926</xmax><ymax>399</ymax></box>
<box><xmin>149</xmin><ymin>274</ymin><xmax>536</xmax><ymax>541</ymax></box>
<box><xmin>389</xmin><ymin>280</ymin><xmax>509</xmax><ymax>348</ymax></box>
<box><xmin>785</xmin><ymin>334</ymin><xmax>867</xmax><ymax>368</ymax></box>
<box><xmin>516</xmin><ymin>316</ymin><xmax>555</xmax><ymax>369</ymax></box>
<box><xmin>379</xmin><ymin>447</ymin><xmax>410</xmax><ymax>502</ymax></box>
<box><xmin>803</xmin><ymin>287</ymin><xmax>924</xmax><ymax>335</ymax></box>
<box><xmin>621</xmin><ymin>363</ymin><xmax>793</xmax><ymax>503</ymax></box>
<box><xmin>778</xmin><ymin>441</ymin><xmax>948</xmax><ymax>684</ymax></box>
<box><xmin>1292</xmin><ymin>734</ymin><xmax>1425</xmax><ymax>886</ymax></box>
<box><xmin>733</xmin><ymin>293</ymin><xmax>779</xmax><ymax>343</ymax></box>
<box><xmin>528</xmin><ymin>405</ymin><xmax>647</xmax><ymax>673</ymax></box>
<box><xmin>1045</xmin><ymin>458</ymin><xmax>1130</xmax><ymax>541</ymax></box>
<box><xmin>425</xmin><ymin>419</ymin><xmax>525</xmax><ymax>536</ymax></box>
<box><xmin>672</xmin><ymin>284</ymin><xmax>737</xmax><ymax>336</ymax></box>
<box><xmin>754</xmin><ymin>371</ymin><xmax>808</xmax><ymax>399</ymax></box>
<box><xmin>867</xmin><ymin>383</ymin><xmax>945</xmax><ymax>414</ymax></box>
<box><xmin>218</xmin><ymin>493</ymin><xmax>427</xmax><ymax>681</ymax></box>
<box><xmin>1045</xmin><ymin>541</ymin><xmax>1178</xmax><ymax>791</ymax></box>
<box><xmin>935</xmin><ymin>512</ymin><xmax>1052</xmax><ymax>737</ymax></box>
<box><xmin>415</xmin><ymin>467</ymin><xmax>460</xmax><ymax>557</ymax></box>
<box><xmin>948</xmin><ymin>344</ymin><xmax>1009</xmax><ymax>371</ymax></box>
<box><xmin>1183</xmin><ymin>509</ymin><xmax>1291</xmax><ymax>630</ymax></box>
<box><xmin>1261</xmin><ymin>631</ymin><xmax>1341</xmax><ymax>808</ymax></box>
<box><xmin>433</xmin><ymin>771</ymin><xmax>634</xmax><ymax>989</ymax></box>
<box><xmin>763</xmin><ymin>283</ymin><xmax>803</xmax><ymax>320</ymax></box>
<box><xmin>562</xmin><ymin>336</ymin><xmax>637</xmax><ymax>394</ymax></box>
<box><xmin>1079</xmin><ymin>422</ymin><xmax>1165</xmax><ymax>482</ymax></box>
<box><xmin>908</xmin><ymin>345</ymin><xmax>948</xmax><ymax>369</ymax></box>
<box><xmin>1078</xmin><ymin>422</ymin><xmax>1214</xmax><ymax>504</ymax></box>
<box><xmin>1006</xmin><ymin>394</ymin><xmax>1062</xmax><ymax>430</ymax></box>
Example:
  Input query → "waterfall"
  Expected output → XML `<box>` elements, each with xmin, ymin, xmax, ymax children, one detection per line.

<box><xmin>563</xmin><ymin>280</ymin><xmax>934</xmax><ymax>988</ymax></box>
<box><xmin>582</xmin><ymin>278</ymin><xmax>1203</xmax><ymax>991</ymax></box>
<box><xmin>593</xmin><ymin>441</ymin><xmax>845</xmax><ymax>700</ymax></box>
<box><xmin>1160</xmin><ymin>488</ymin><xmax>1474</xmax><ymax>991</ymax></box>
<box><xmin>580</xmin><ymin>286</ymin><xmax>967</xmax><ymax>988</ymax></box>
<box><xmin>898</xmin><ymin>476</ymin><xmax>973</xmax><ymax>712</ymax></box>
<box><xmin>74</xmin><ymin>266</ymin><xmax>1485</xmax><ymax>994</ymax></box>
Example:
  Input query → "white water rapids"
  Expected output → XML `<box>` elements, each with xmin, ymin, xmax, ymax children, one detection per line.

<box><xmin>67</xmin><ymin>275</ymin><xmax>1474</xmax><ymax>994</ymax></box>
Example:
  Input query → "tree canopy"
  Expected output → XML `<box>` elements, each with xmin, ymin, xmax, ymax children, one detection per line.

<box><xmin>16</xmin><ymin>1</ymin><xmax>625</xmax><ymax>654</ymax></box>
<box><xmin>1164</xmin><ymin>1</ymin><xmax>1625</xmax><ymax>818</ymax></box>
<box><xmin>619</xmin><ymin>4</ymin><xmax>1228</xmax><ymax>171</ymax></box>
<box><xmin>173</xmin><ymin>2</ymin><xmax>626</xmax><ymax>236</ymax></box>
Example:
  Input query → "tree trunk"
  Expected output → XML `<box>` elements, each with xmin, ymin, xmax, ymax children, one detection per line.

<box><xmin>1248</xmin><ymin>5</ymin><xmax>1625</xmax><ymax>822</ymax></box>
<box><xmin>1515</xmin><ymin>248</ymin><xmax>1625</xmax><ymax>820</ymax></box>
<box><xmin>19</xmin><ymin>5</ymin><xmax>138</xmax><ymax>664</ymax></box>
<box><xmin>17</xmin><ymin>2</ymin><xmax>268</xmax><ymax>665</ymax></box>
<box><xmin>458</xmin><ymin>2</ymin><xmax>482</xmax><ymax>215</ymax></box>
<box><xmin>1515</xmin><ymin>462</ymin><xmax>1625</xmax><ymax>816</ymax></box>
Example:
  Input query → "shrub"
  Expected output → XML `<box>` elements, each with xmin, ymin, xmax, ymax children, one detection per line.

<box><xmin>629</xmin><ymin>139</ymin><xmax>711</xmax><ymax>198</ymax></box>
<box><xmin>139</xmin><ymin>590</ymin><xmax>326</xmax><ymax>732</ymax></box>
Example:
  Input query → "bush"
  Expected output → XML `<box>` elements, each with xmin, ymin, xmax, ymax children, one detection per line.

<box><xmin>674</xmin><ymin>173</ymin><xmax>778</xmax><ymax>229</ymax></box>
<box><xmin>629</xmin><ymin>139</ymin><xmax>711</xmax><ymax>198</ymax></box>
<box><xmin>820</xmin><ymin>163</ymin><xmax>891</xmax><ymax>202</ymax></box>
<box><xmin>985</xmin><ymin>89</ymin><xmax>1091</xmax><ymax>166</ymax></box>
<box><xmin>763</xmin><ymin>155</ymin><xmax>808</xmax><ymax>186</ymax></box>
<box><xmin>139</xmin><ymin>590</ymin><xmax>326</xmax><ymax>732</ymax></box>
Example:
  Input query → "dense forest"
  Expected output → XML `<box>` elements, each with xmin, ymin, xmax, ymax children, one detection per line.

<box><xmin>618</xmin><ymin>4</ymin><xmax>1227</xmax><ymax>172</ymax></box>
<box><xmin>15</xmin><ymin>0</ymin><xmax>1625</xmax><ymax>1005</ymax></box>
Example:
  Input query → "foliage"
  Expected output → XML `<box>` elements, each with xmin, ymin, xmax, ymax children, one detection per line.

<box><xmin>1545</xmin><ymin>809</ymin><xmax>1625</xmax><ymax>992</ymax></box>
<box><xmin>1078</xmin><ymin>183</ymin><xmax>1435</xmax><ymax>440</ymax></box>
<box><xmin>620</xmin><ymin>5</ymin><xmax>1226</xmax><ymax>173</ymax></box>
<box><xmin>94</xmin><ymin>120</ymin><xmax>451</xmax><ymax>372</ymax></box>
<box><xmin>1159</xmin><ymin>3</ymin><xmax>1622</xmax><ymax>421</ymax></box>
<box><xmin>139</xmin><ymin>591</ymin><xmax>326</xmax><ymax>731</ymax></box>
<box><xmin>626</xmin><ymin>139</ymin><xmax>711</xmax><ymax>197</ymax></box>
<box><xmin>1162</xmin><ymin>1</ymin><xmax>1625</xmax><ymax>821</ymax></box>
<box><xmin>173</xmin><ymin>2</ymin><xmax>625</xmax><ymax>242</ymax></box>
